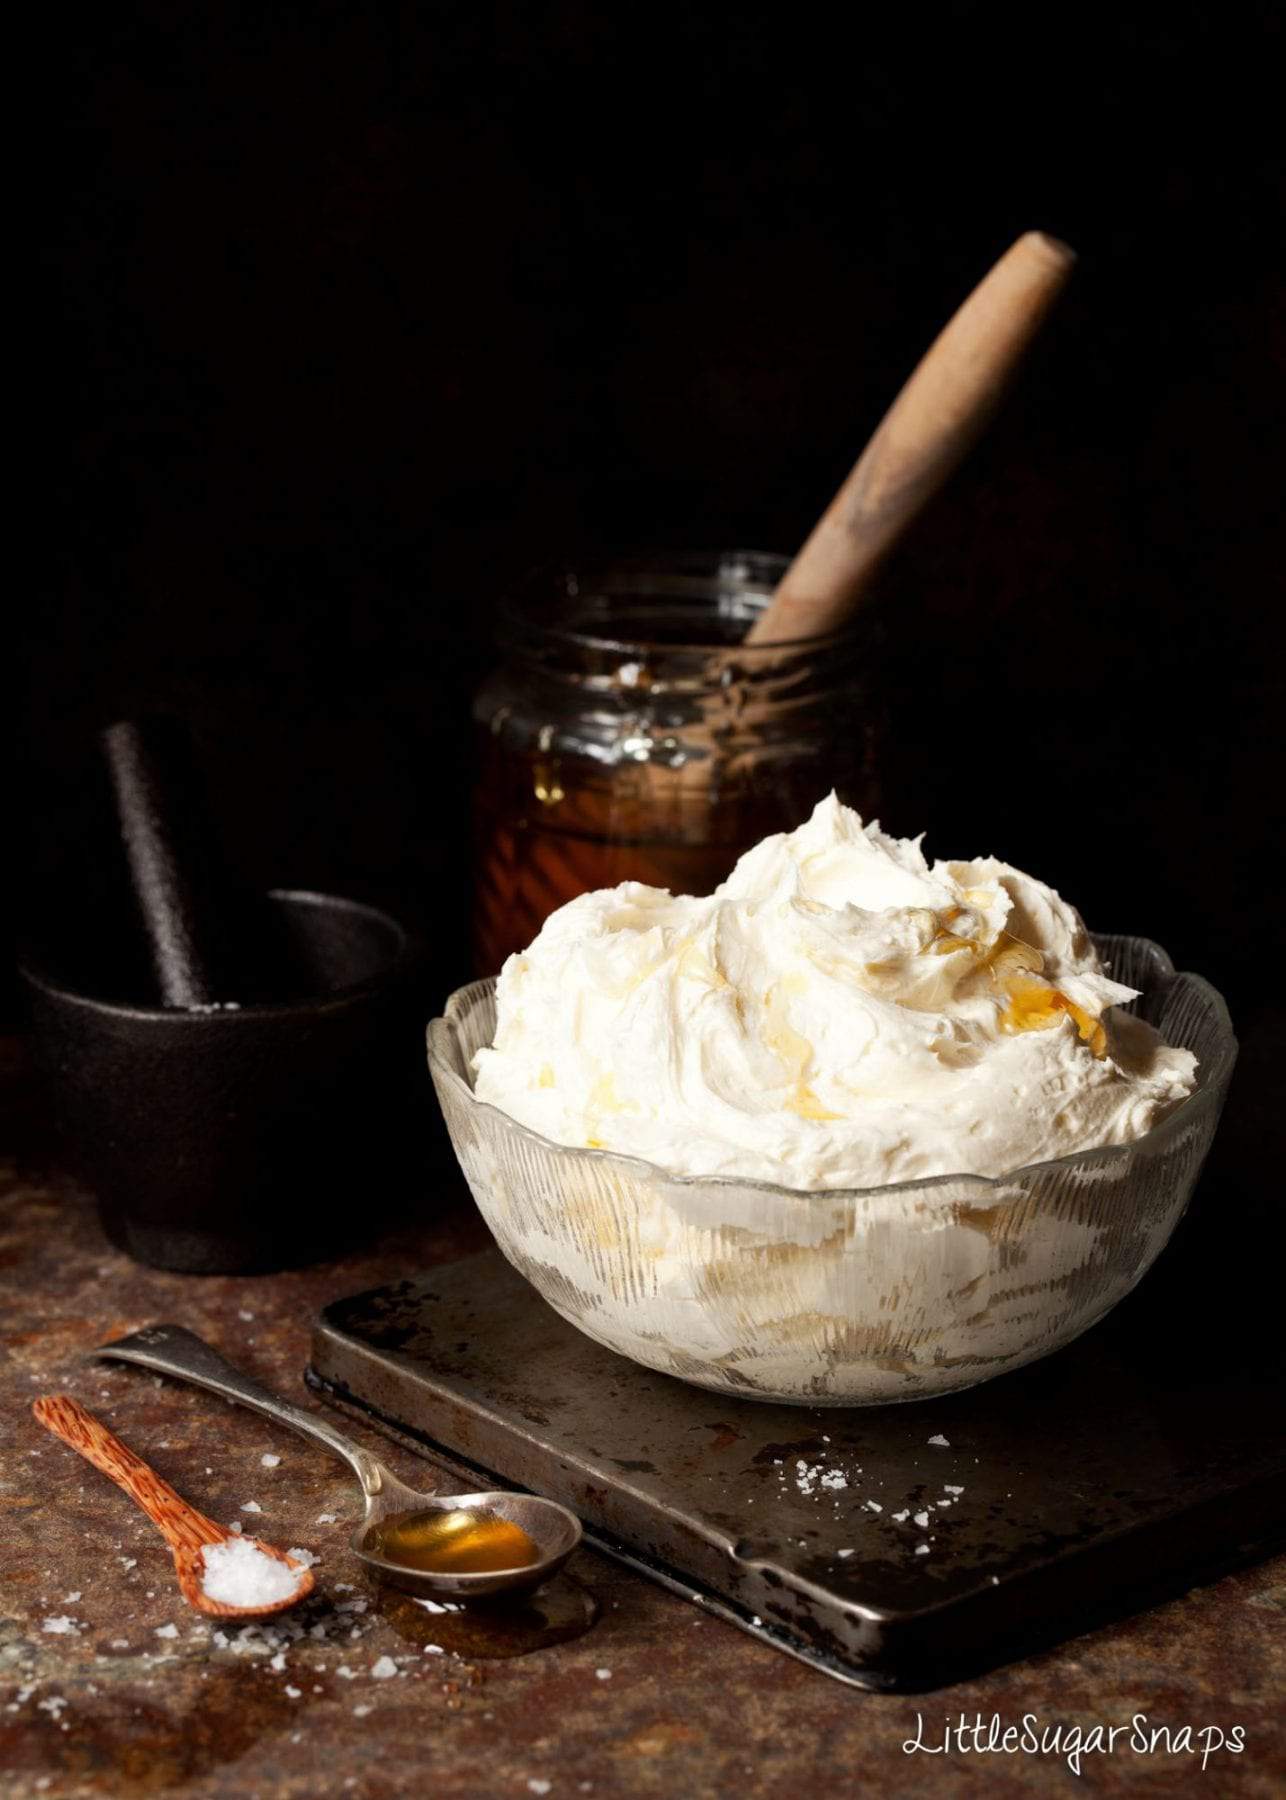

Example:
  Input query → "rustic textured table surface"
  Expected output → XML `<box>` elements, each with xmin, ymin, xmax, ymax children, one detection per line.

<box><xmin>2</xmin><ymin>1041</ymin><xmax>1282</xmax><ymax>1799</ymax></box>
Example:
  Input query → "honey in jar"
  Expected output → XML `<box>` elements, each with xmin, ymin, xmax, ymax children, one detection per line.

<box><xmin>471</xmin><ymin>551</ymin><xmax>882</xmax><ymax>973</ymax></box>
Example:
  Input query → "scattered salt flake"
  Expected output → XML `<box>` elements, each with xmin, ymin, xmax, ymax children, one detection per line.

<box><xmin>836</xmin><ymin>1549</ymin><xmax>855</xmax><ymax>1559</ymax></box>
<box><xmin>286</xmin><ymin>1547</ymin><xmax>320</xmax><ymax>1569</ymax></box>
<box><xmin>260</xmin><ymin>1454</ymin><xmax>280</xmax><ymax>1468</ymax></box>
<box><xmin>337</xmin><ymin>1666</ymin><xmax>358</xmax><ymax>1680</ymax></box>
<box><xmin>238</xmin><ymin>1310</ymin><xmax>255</xmax><ymax>1321</ymax></box>
<box><xmin>944</xmin><ymin>1484</ymin><xmax>964</xmax><ymax>1496</ymax></box>
<box><xmin>285</xmin><ymin>1685</ymin><xmax>302</xmax><ymax>1699</ymax></box>
<box><xmin>63</xmin><ymin>1591</ymin><xmax>81</xmax><ymax>1603</ymax></box>
<box><xmin>420</xmin><ymin>1599</ymin><xmax>462</xmax><ymax>1615</ymax></box>
<box><xmin>371</xmin><ymin>1656</ymin><xmax>398</xmax><ymax>1680</ymax></box>
<box><xmin>915</xmin><ymin>1543</ymin><xmax>931</xmax><ymax>1556</ymax></box>
<box><xmin>528</xmin><ymin>1783</ymin><xmax>552</xmax><ymax>1797</ymax></box>
<box><xmin>270</xmin><ymin>1652</ymin><xmax>287</xmax><ymax>1672</ymax></box>
<box><xmin>229</xmin><ymin>1522</ymin><xmax>243</xmax><ymax>1534</ymax></box>
<box><xmin>423</xmin><ymin>1644</ymin><xmax>445</xmax><ymax>1655</ymax></box>
<box><xmin>240</xmin><ymin>1501</ymin><xmax>263</xmax><ymax>1514</ymax></box>
<box><xmin>154</xmin><ymin>1624</ymin><xmax>179</xmax><ymax>1640</ymax></box>
<box><xmin>42</xmin><ymin>1617</ymin><xmax>82</xmax><ymax>1635</ymax></box>
<box><xmin>110</xmin><ymin>1638</ymin><xmax>129</xmax><ymax>1649</ymax></box>
<box><xmin>353</xmin><ymin>1704</ymin><xmax>373</xmax><ymax>1717</ymax></box>
<box><xmin>864</xmin><ymin>1501</ymin><xmax>882</xmax><ymax>1513</ymax></box>
<box><xmin>891</xmin><ymin>1509</ymin><xmax>910</xmax><ymax>1523</ymax></box>
<box><xmin>117</xmin><ymin>1557</ymin><xmax>137</xmax><ymax>1570</ymax></box>
<box><xmin>595</xmin><ymin>1668</ymin><xmax>612</xmax><ymax>1680</ymax></box>
<box><xmin>913</xmin><ymin>1511</ymin><xmax>931</xmax><ymax>1529</ymax></box>
<box><xmin>37</xmin><ymin>1697</ymin><xmax>69</xmax><ymax>1719</ymax></box>
<box><xmin>928</xmin><ymin>1434</ymin><xmax>950</xmax><ymax>1447</ymax></box>
<box><xmin>317</xmin><ymin>1513</ymin><xmax>338</xmax><ymax>1524</ymax></box>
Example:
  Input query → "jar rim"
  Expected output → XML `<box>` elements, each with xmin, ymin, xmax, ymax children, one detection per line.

<box><xmin>497</xmin><ymin>549</ymin><xmax>864</xmax><ymax>659</ymax></box>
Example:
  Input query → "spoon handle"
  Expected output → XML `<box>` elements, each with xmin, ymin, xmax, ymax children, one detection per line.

<box><xmin>97</xmin><ymin>1324</ymin><xmax>418</xmax><ymax>1503</ymax></box>
<box><xmin>32</xmin><ymin>1394</ymin><xmax>222</xmax><ymax>1552</ymax></box>
<box><xmin>747</xmin><ymin>230</ymin><xmax>1076</xmax><ymax>645</ymax></box>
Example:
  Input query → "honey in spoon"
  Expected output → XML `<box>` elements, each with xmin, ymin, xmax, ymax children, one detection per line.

<box><xmin>367</xmin><ymin>1507</ymin><xmax>542</xmax><ymax>1576</ymax></box>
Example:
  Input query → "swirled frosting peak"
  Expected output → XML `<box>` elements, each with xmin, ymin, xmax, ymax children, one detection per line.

<box><xmin>472</xmin><ymin>795</ymin><xmax>1197</xmax><ymax>1188</ymax></box>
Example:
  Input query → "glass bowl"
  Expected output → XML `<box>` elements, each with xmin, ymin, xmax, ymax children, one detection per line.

<box><xmin>426</xmin><ymin>936</ymin><xmax>1235</xmax><ymax>1406</ymax></box>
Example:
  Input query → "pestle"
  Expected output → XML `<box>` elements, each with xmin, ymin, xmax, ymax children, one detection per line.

<box><xmin>101</xmin><ymin>716</ymin><xmax>263</xmax><ymax>1009</ymax></box>
<box><xmin>748</xmin><ymin>230</ymin><xmax>1077</xmax><ymax>645</ymax></box>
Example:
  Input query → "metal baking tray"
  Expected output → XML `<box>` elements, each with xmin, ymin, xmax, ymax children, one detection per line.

<box><xmin>308</xmin><ymin>1249</ymin><xmax>1285</xmax><ymax>1690</ymax></box>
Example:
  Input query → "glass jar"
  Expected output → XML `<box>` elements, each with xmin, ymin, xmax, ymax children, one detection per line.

<box><xmin>471</xmin><ymin>550</ymin><xmax>883</xmax><ymax>973</ymax></box>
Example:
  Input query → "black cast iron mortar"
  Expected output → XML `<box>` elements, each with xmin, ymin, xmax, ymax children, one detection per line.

<box><xmin>19</xmin><ymin>718</ymin><xmax>429</xmax><ymax>1273</ymax></box>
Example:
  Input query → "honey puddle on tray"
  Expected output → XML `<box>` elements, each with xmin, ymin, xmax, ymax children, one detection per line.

<box><xmin>367</xmin><ymin>1507</ymin><xmax>541</xmax><ymax>1575</ymax></box>
<box><xmin>379</xmin><ymin>1574</ymin><xmax>599</xmax><ymax>1660</ymax></box>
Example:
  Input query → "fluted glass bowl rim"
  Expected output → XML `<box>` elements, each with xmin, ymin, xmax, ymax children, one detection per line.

<box><xmin>427</xmin><ymin>935</ymin><xmax>1235</xmax><ymax>1206</ymax></box>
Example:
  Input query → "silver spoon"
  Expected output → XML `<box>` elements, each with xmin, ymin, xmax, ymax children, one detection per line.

<box><xmin>97</xmin><ymin>1325</ymin><xmax>581</xmax><ymax>1599</ymax></box>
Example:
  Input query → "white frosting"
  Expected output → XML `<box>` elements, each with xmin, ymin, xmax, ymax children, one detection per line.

<box><xmin>473</xmin><ymin>795</ymin><xmax>1197</xmax><ymax>1189</ymax></box>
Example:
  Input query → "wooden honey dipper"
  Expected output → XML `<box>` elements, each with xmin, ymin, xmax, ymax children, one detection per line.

<box><xmin>473</xmin><ymin>232</ymin><xmax>1077</xmax><ymax>962</ymax></box>
<box><xmin>748</xmin><ymin>229</ymin><xmax>1077</xmax><ymax>644</ymax></box>
<box><xmin>649</xmin><ymin>232</ymin><xmax>1076</xmax><ymax>865</ymax></box>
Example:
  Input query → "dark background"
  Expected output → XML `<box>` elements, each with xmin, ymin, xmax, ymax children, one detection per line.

<box><xmin>19</xmin><ymin>4</ymin><xmax>1286</xmax><ymax>1053</ymax></box>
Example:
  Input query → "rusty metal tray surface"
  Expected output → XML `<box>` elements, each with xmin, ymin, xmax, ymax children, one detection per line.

<box><xmin>307</xmin><ymin>1249</ymin><xmax>1286</xmax><ymax>1691</ymax></box>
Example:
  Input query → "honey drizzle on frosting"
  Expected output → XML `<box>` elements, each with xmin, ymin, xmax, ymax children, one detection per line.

<box><xmin>930</xmin><ymin>908</ymin><xmax>1108</xmax><ymax>1058</ymax></box>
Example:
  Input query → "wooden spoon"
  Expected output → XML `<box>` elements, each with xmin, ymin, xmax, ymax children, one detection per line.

<box><xmin>747</xmin><ymin>230</ymin><xmax>1077</xmax><ymax>645</ymax></box>
<box><xmin>32</xmin><ymin>1394</ymin><xmax>314</xmax><ymax>1619</ymax></box>
<box><xmin>592</xmin><ymin>234</ymin><xmax>1077</xmax><ymax>897</ymax></box>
